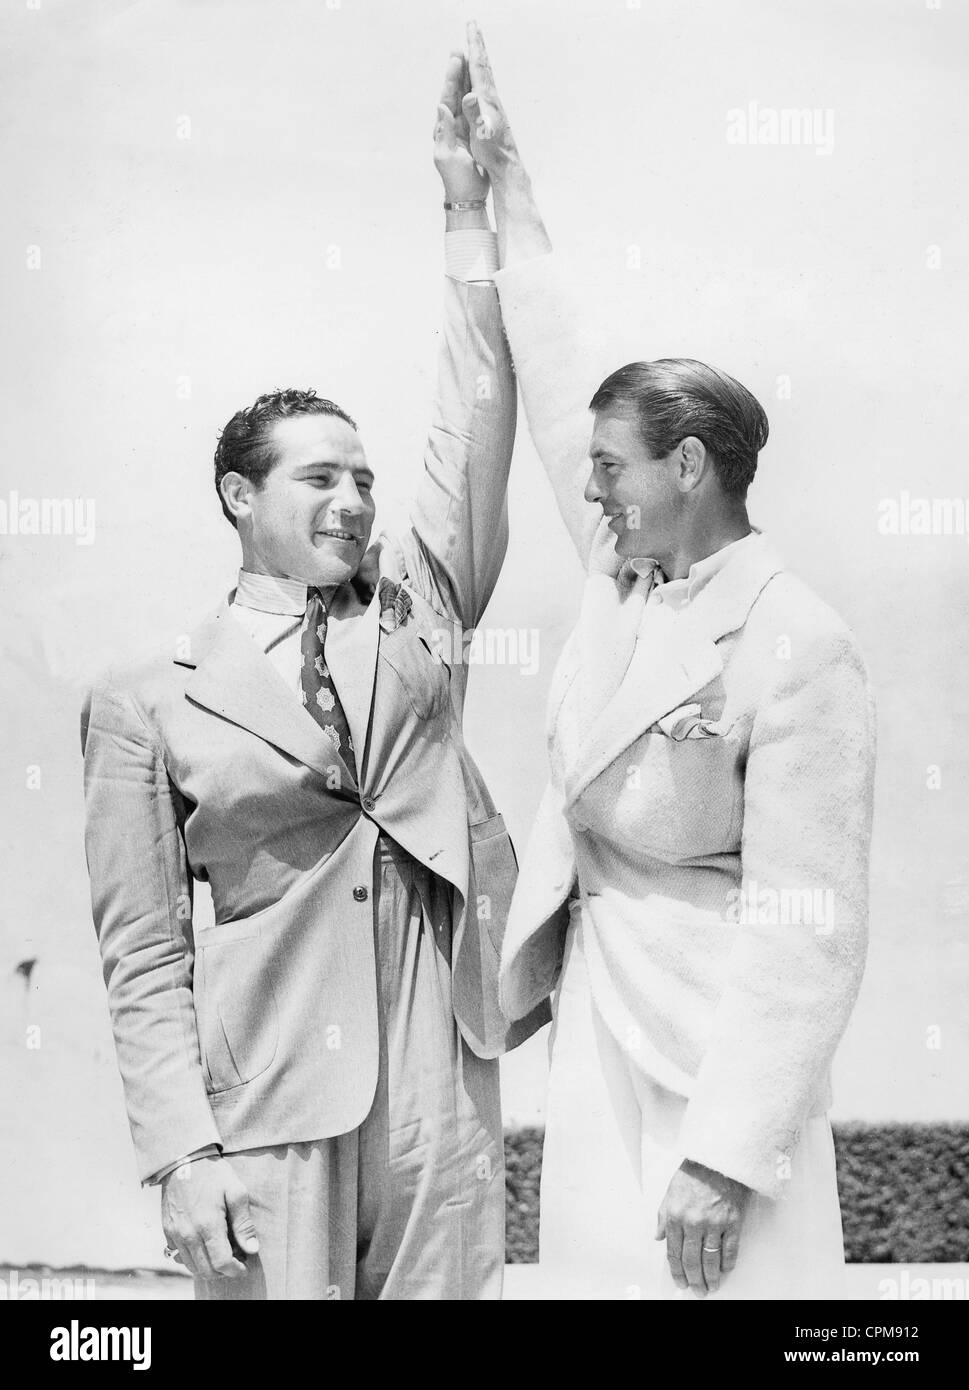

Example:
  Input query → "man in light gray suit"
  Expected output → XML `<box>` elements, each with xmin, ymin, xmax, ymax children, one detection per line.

<box><xmin>81</xmin><ymin>57</ymin><xmax>547</xmax><ymax>1301</ymax></box>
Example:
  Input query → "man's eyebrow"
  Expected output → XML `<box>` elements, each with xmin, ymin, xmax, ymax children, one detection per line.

<box><xmin>293</xmin><ymin>460</ymin><xmax>374</xmax><ymax>480</ymax></box>
<box><xmin>589</xmin><ymin>447</ymin><xmax>616</xmax><ymax>461</ymax></box>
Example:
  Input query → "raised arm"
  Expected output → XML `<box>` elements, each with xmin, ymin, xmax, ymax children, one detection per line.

<box><xmin>464</xmin><ymin>21</ymin><xmax>616</xmax><ymax>573</ymax></box>
<box><xmin>390</xmin><ymin>54</ymin><xmax>516</xmax><ymax>632</ymax></box>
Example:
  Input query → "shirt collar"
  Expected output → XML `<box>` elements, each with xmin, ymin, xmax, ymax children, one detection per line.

<box><xmin>635</xmin><ymin>531</ymin><xmax>761</xmax><ymax>611</ymax></box>
<box><xmin>233</xmin><ymin>569</ymin><xmax>310</xmax><ymax>617</ymax></box>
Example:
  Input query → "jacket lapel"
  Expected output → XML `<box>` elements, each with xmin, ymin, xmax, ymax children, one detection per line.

<box><xmin>547</xmin><ymin>569</ymin><xmax>651</xmax><ymax>770</ymax></box>
<box><xmin>563</xmin><ymin>611</ymin><xmax>723</xmax><ymax>807</ymax></box>
<box><xmin>563</xmin><ymin>536</ymin><xmax>785</xmax><ymax>807</ymax></box>
<box><xmin>178</xmin><ymin>600</ymin><xmax>357</xmax><ymax>786</ymax></box>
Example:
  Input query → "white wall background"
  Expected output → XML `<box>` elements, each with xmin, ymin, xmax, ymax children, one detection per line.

<box><xmin>1</xmin><ymin>0</ymin><xmax>967</xmax><ymax>1269</ymax></box>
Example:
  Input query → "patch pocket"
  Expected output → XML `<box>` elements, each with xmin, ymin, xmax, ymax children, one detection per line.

<box><xmin>379</xmin><ymin>625</ymin><xmax>451</xmax><ymax>720</ymax></box>
<box><xmin>634</xmin><ymin>728</ymin><xmax>742</xmax><ymax>859</ymax></box>
<box><xmin>197</xmin><ymin>936</ymin><xmax>279</xmax><ymax>1093</ymax></box>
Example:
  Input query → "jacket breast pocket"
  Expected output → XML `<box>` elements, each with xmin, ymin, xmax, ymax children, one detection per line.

<box><xmin>196</xmin><ymin>931</ymin><xmax>279</xmax><ymax>1093</ymax></box>
<box><xmin>379</xmin><ymin>625</ymin><xmax>451</xmax><ymax>720</ymax></box>
<box><xmin>602</xmin><ymin>722</ymin><xmax>743</xmax><ymax>862</ymax></box>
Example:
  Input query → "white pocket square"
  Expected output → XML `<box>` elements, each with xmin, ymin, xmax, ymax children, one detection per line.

<box><xmin>652</xmin><ymin>703</ymin><xmax>723</xmax><ymax>740</ymax></box>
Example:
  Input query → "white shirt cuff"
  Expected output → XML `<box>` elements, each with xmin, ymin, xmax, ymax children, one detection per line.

<box><xmin>445</xmin><ymin>229</ymin><xmax>499</xmax><ymax>283</ymax></box>
<box><xmin>145</xmin><ymin>1144</ymin><xmax>222</xmax><ymax>1186</ymax></box>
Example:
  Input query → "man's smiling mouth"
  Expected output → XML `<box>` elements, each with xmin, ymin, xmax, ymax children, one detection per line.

<box><xmin>316</xmin><ymin>529</ymin><xmax>361</xmax><ymax>544</ymax></box>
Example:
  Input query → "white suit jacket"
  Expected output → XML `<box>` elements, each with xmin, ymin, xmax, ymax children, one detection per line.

<box><xmin>493</xmin><ymin>255</ymin><xmax>877</xmax><ymax>1199</ymax></box>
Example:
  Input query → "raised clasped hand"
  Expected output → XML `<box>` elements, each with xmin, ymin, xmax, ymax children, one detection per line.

<box><xmin>433</xmin><ymin>51</ymin><xmax>489</xmax><ymax>202</ymax></box>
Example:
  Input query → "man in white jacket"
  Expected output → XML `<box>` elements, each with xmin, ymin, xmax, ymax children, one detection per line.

<box><xmin>464</xmin><ymin>23</ymin><xmax>876</xmax><ymax>1299</ymax></box>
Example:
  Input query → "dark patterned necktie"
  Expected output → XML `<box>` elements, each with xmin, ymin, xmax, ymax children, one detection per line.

<box><xmin>300</xmin><ymin>588</ymin><xmax>357</xmax><ymax>787</ymax></box>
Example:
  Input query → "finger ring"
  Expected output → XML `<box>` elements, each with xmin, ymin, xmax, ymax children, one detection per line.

<box><xmin>163</xmin><ymin>1246</ymin><xmax>177</xmax><ymax>1259</ymax></box>
<box><xmin>702</xmin><ymin>1245</ymin><xmax>721</xmax><ymax>1253</ymax></box>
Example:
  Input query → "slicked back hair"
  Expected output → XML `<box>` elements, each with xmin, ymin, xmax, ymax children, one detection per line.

<box><xmin>214</xmin><ymin>388</ymin><xmax>358</xmax><ymax>527</ymax></box>
<box><xmin>589</xmin><ymin>359</ymin><xmax>769</xmax><ymax>499</ymax></box>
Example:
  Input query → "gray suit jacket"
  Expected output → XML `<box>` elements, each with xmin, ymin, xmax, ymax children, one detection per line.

<box><xmin>81</xmin><ymin>277</ymin><xmax>549</xmax><ymax>1183</ymax></box>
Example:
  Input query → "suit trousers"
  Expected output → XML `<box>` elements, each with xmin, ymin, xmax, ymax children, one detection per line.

<box><xmin>194</xmin><ymin>833</ymin><xmax>504</xmax><ymax>1300</ymax></box>
<box><xmin>538</xmin><ymin>912</ymin><xmax>847</xmax><ymax>1300</ymax></box>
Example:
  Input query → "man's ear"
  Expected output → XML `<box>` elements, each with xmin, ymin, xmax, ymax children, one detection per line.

<box><xmin>677</xmin><ymin>436</ymin><xmax>708</xmax><ymax>492</ymax></box>
<box><xmin>219</xmin><ymin>471</ymin><xmax>253</xmax><ymax>524</ymax></box>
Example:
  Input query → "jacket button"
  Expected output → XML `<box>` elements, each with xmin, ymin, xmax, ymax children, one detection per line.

<box><xmin>362</xmin><ymin>796</ymin><xmax>376</xmax><ymax>812</ymax></box>
<box><xmin>352</xmin><ymin>885</ymin><xmax>368</xmax><ymax>903</ymax></box>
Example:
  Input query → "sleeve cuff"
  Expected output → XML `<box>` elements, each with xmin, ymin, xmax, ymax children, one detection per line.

<box><xmin>445</xmin><ymin>229</ymin><xmax>499</xmax><ymax>283</ymax></box>
<box><xmin>145</xmin><ymin>1144</ymin><xmax>222</xmax><ymax>1186</ymax></box>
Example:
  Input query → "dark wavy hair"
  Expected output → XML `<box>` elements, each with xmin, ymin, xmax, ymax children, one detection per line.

<box><xmin>214</xmin><ymin>388</ymin><xmax>358</xmax><ymax>527</ymax></box>
<box><xmin>589</xmin><ymin>359</ymin><xmax>769</xmax><ymax>499</ymax></box>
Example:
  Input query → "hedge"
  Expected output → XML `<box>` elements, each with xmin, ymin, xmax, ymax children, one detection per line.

<box><xmin>504</xmin><ymin>1124</ymin><xmax>969</xmax><ymax>1264</ymax></box>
